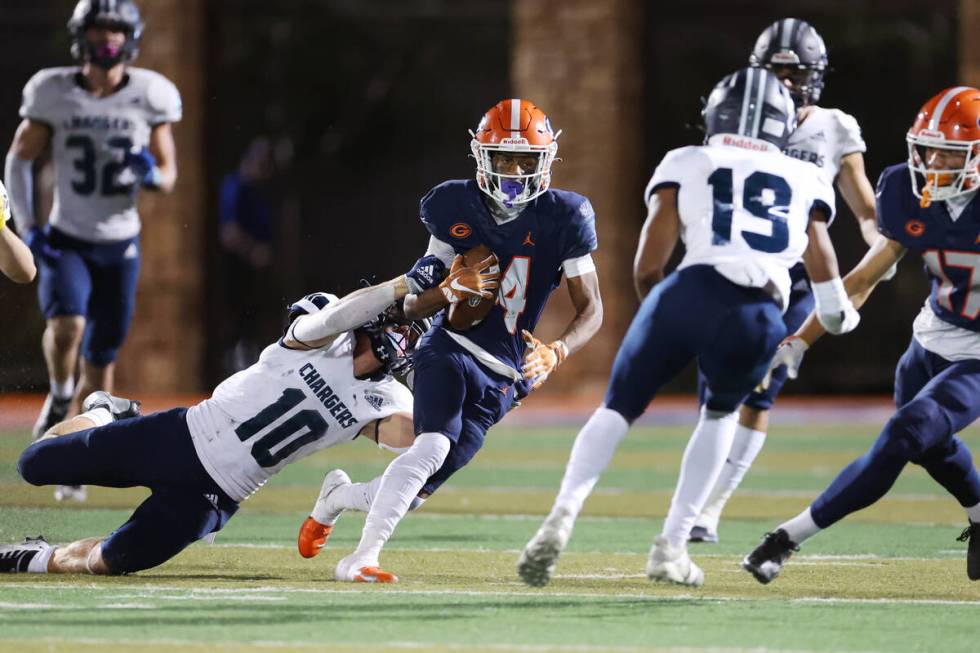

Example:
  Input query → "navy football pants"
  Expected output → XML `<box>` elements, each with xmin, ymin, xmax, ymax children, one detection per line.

<box><xmin>811</xmin><ymin>338</ymin><xmax>980</xmax><ymax>527</ymax></box>
<box><xmin>17</xmin><ymin>408</ymin><xmax>238</xmax><ymax>574</ymax></box>
<box><xmin>605</xmin><ymin>264</ymin><xmax>786</xmax><ymax>421</ymax></box>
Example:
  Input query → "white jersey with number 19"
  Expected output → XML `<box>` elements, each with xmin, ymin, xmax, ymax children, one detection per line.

<box><xmin>185</xmin><ymin>332</ymin><xmax>413</xmax><ymax>503</ymax></box>
<box><xmin>644</xmin><ymin>134</ymin><xmax>836</xmax><ymax>310</ymax></box>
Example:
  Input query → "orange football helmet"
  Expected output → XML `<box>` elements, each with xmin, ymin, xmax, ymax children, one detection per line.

<box><xmin>906</xmin><ymin>86</ymin><xmax>980</xmax><ymax>207</ymax></box>
<box><xmin>470</xmin><ymin>99</ymin><xmax>560</xmax><ymax>207</ymax></box>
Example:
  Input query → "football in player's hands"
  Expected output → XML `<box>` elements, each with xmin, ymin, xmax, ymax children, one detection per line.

<box><xmin>446</xmin><ymin>244</ymin><xmax>500</xmax><ymax>331</ymax></box>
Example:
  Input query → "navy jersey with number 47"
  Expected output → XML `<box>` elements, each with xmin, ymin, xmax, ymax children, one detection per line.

<box><xmin>420</xmin><ymin>180</ymin><xmax>598</xmax><ymax>370</ymax></box>
<box><xmin>877</xmin><ymin>164</ymin><xmax>980</xmax><ymax>333</ymax></box>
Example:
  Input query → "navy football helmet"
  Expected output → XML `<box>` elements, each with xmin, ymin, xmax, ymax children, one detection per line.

<box><xmin>361</xmin><ymin>303</ymin><xmax>431</xmax><ymax>380</ymax></box>
<box><xmin>68</xmin><ymin>0</ymin><xmax>144</xmax><ymax>69</ymax></box>
<box><xmin>702</xmin><ymin>67</ymin><xmax>797</xmax><ymax>149</ymax></box>
<box><xmin>749</xmin><ymin>18</ymin><xmax>828</xmax><ymax>107</ymax></box>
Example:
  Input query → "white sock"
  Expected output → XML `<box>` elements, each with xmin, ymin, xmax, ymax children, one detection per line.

<box><xmin>50</xmin><ymin>378</ymin><xmax>74</xmax><ymax>400</ymax></box>
<box><xmin>80</xmin><ymin>407</ymin><xmax>113</xmax><ymax>428</ymax></box>
<box><xmin>351</xmin><ymin>432</ymin><xmax>450</xmax><ymax>562</ymax></box>
<box><xmin>778</xmin><ymin>507</ymin><xmax>821</xmax><ymax>544</ymax></box>
<box><xmin>966</xmin><ymin>501</ymin><xmax>980</xmax><ymax>524</ymax></box>
<box><xmin>695</xmin><ymin>424</ymin><xmax>767</xmax><ymax>532</ymax></box>
<box><xmin>27</xmin><ymin>543</ymin><xmax>55</xmax><ymax>573</ymax></box>
<box><xmin>662</xmin><ymin>407</ymin><xmax>738</xmax><ymax>549</ymax></box>
<box><xmin>551</xmin><ymin>407</ymin><xmax>630</xmax><ymax>521</ymax></box>
<box><xmin>313</xmin><ymin>475</ymin><xmax>384</xmax><ymax>524</ymax></box>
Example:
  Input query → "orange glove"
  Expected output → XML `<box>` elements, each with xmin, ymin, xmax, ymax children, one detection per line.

<box><xmin>438</xmin><ymin>254</ymin><xmax>500</xmax><ymax>304</ymax></box>
<box><xmin>522</xmin><ymin>330</ymin><xmax>568</xmax><ymax>390</ymax></box>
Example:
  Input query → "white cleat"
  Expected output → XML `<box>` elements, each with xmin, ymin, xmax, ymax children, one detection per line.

<box><xmin>517</xmin><ymin>507</ymin><xmax>574</xmax><ymax>587</ymax></box>
<box><xmin>53</xmin><ymin>485</ymin><xmax>87</xmax><ymax>503</ymax></box>
<box><xmin>310</xmin><ymin>469</ymin><xmax>352</xmax><ymax>525</ymax></box>
<box><xmin>335</xmin><ymin>554</ymin><xmax>398</xmax><ymax>583</ymax></box>
<box><xmin>646</xmin><ymin>535</ymin><xmax>704</xmax><ymax>587</ymax></box>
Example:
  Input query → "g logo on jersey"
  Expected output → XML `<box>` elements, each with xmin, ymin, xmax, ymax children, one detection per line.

<box><xmin>905</xmin><ymin>219</ymin><xmax>926</xmax><ymax>237</ymax></box>
<box><xmin>450</xmin><ymin>223</ymin><xmax>472</xmax><ymax>238</ymax></box>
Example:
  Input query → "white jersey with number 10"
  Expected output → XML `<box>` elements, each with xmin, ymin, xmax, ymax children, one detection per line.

<box><xmin>645</xmin><ymin>134</ymin><xmax>836</xmax><ymax>310</ymax></box>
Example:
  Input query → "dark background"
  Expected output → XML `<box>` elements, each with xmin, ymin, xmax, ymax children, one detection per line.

<box><xmin>0</xmin><ymin>0</ymin><xmax>960</xmax><ymax>394</ymax></box>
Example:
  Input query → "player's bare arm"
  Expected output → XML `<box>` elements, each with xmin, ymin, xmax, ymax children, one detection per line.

<box><xmin>836</xmin><ymin>152</ymin><xmax>879</xmax><ymax>247</ymax></box>
<box><xmin>633</xmin><ymin>187</ymin><xmax>681</xmax><ymax>300</ymax></box>
<box><xmin>0</xmin><ymin>180</ymin><xmax>36</xmax><ymax>283</ymax></box>
<box><xmin>148</xmin><ymin>122</ymin><xmax>178</xmax><ymax>193</ymax></box>
<box><xmin>358</xmin><ymin>412</ymin><xmax>415</xmax><ymax>453</ymax></box>
<box><xmin>796</xmin><ymin>235</ymin><xmax>906</xmax><ymax>346</ymax></box>
<box><xmin>800</xmin><ymin>210</ymin><xmax>842</xmax><ymax>284</ymax></box>
<box><xmin>800</xmin><ymin>208</ymin><xmax>860</xmax><ymax>335</ymax></box>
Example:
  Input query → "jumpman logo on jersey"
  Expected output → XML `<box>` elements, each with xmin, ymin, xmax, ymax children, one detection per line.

<box><xmin>523</xmin><ymin>231</ymin><xmax>535</xmax><ymax>247</ymax></box>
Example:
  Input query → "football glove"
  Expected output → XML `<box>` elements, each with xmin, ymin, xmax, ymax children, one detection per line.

<box><xmin>812</xmin><ymin>278</ymin><xmax>860</xmax><ymax>335</ymax></box>
<box><xmin>757</xmin><ymin>336</ymin><xmax>808</xmax><ymax>391</ymax></box>
<box><xmin>404</xmin><ymin>255</ymin><xmax>447</xmax><ymax>294</ymax></box>
<box><xmin>117</xmin><ymin>147</ymin><xmax>161</xmax><ymax>189</ymax></box>
<box><xmin>522</xmin><ymin>330</ymin><xmax>568</xmax><ymax>391</ymax></box>
<box><xmin>438</xmin><ymin>254</ymin><xmax>499</xmax><ymax>304</ymax></box>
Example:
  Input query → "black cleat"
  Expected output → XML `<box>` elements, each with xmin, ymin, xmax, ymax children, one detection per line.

<box><xmin>689</xmin><ymin>525</ymin><xmax>719</xmax><ymax>544</ymax></box>
<box><xmin>741</xmin><ymin>529</ymin><xmax>799</xmax><ymax>584</ymax></box>
<box><xmin>0</xmin><ymin>536</ymin><xmax>50</xmax><ymax>573</ymax></box>
<box><xmin>956</xmin><ymin>520</ymin><xmax>980</xmax><ymax>581</ymax></box>
<box><xmin>81</xmin><ymin>391</ymin><xmax>142</xmax><ymax>421</ymax></box>
<box><xmin>31</xmin><ymin>394</ymin><xmax>72</xmax><ymax>441</ymax></box>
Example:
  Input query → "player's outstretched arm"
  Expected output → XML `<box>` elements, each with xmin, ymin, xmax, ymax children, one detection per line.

<box><xmin>837</xmin><ymin>152</ymin><xmax>880</xmax><ymax>248</ymax></box>
<box><xmin>522</xmin><ymin>270</ymin><xmax>602</xmax><ymax>391</ymax></box>
<box><xmin>797</xmin><ymin>233</ymin><xmax>906</xmax><ymax>346</ymax></box>
<box><xmin>633</xmin><ymin>187</ymin><xmax>680</xmax><ymax>300</ymax></box>
<box><xmin>801</xmin><ymin>212</ymin><xmax>860</xmax><ymax>336</ymax></box>
<box><xmin>285</xmin><ymin>255</ymin><xmax>445</xmax><ymax>349</ymax></box>
<box><xmin>403</xmin><ymin>254</ymin><xmax>499</xmax><ymax>319</ymax></box>
<box><xmin>0</xmin><ymin>219</ymin><xmax>36</xmax><ymax>283</ymax></box>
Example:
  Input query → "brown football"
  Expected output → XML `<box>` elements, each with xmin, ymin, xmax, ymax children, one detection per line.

<box><xmin>447</xmin><ymin>244</ymin><xmax>500</xmax><ymax>331</ymax></box>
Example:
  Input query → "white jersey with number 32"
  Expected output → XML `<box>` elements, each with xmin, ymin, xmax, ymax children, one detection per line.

<box><xmin>19</xmin><ymin>66</ymin><xmax>182</xmax><ymax>243</ymax></box>
<box><xmin>186</xmin><ymin>332</ymin><xmax>413</xmax><ymax>502</ymax></box>
<box><xmin>645</xmin><ymin>135</ymin><xmax>836</xmax><ymax>310</ymax></box>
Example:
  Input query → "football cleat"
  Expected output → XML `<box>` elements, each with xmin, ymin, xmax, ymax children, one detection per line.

<box><xmin>53</xmin><ymin>485</ymin><xmax>87</xmax><ymax>503</ymax></box>
<box><xmin>688</xmin><ymin>525</ymin><xmax>719</xmax><ymax>544</ymax></box>
<box><xmin>742</xmin><ymin>529</ymin><xmax>799</xmax><ymax>584</ymax></box>
<box><xmin>309</xmin><ymin>469</ymin><xmax>352</xmax><ymax>526</ymax></box>
<box><xmin>335</xmin><ymin>554</ymin><xmax>398</xmax><ymax>583</ymax></box>
<box><xmin>81</xmin><ymin>391</ymin><xmax>142</xmax><ymax>421</ymax></box>
<box><xmin>517</xmin><ymin>508</ymin><xmax>574</xmax><ymax>587</ymax></box>
<box><xmin>297</xmin><ymin>517</ymin><xmax>333</xmax><ymax>559</ymax></box>
<box><xmin>956</xmin><ymin>520</ymin><xmax>980</xmax><ymax>581</ymax></box>
<box><xmin>646</xmin><ymin>536</ymin><xmax>704</xmax><ymax>587</ymax></box>
<box><xmin>0</xmin><ymin>536</ymin><xmax>50</xmax><ymax>573</ymax></box>
<box><xmin>32</xmin><ymin>394</ymin><xmax>72</xmax><ymax>441</ymax></box>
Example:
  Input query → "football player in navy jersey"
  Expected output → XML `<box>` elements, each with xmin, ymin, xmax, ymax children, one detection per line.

<box><xmin>301</xmin><ymin>99</ymin><xmax>603</xmax><ymax>583</ymax></box>
<box><xmin>4</xmin><ymin>1</ymin><xmax>181</xmax><ymax>474</ymax></box>
<box><xmin>742</xmin><ymin>86</ymin><xmax>980</xmax><ymax>584</ymax></box>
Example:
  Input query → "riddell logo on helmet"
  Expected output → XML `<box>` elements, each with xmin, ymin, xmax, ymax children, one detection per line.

<box><xmin>918</xmin><ymin>129</ymin><xmax>945</xmax><ymax>140</ymax></box>
<box><xmin>722</xmin><ymin>135</ymin><xmax>769</xmax><ymax>151</ymax></box>
<box><xmin>500</xmin><ymin>138</ymin><xmax>529</xmax><ymax>146</ymax></box>
<box><xmin>450</xmin><ymin>223</ymin><xmax>472</xmax><ymax>238</ymax></box>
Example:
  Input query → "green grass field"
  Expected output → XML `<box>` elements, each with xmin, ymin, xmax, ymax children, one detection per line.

<box><xmin>2</xmin><ymin>411</ymin><xmax>979</xmax><ymax>653</ymax></box>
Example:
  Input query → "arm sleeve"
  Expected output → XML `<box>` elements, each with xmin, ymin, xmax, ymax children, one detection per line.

<box><xmin>809</xmin><ymin>174</ymin><xmax>837</xmax><ymax>225</ymax></box>
<box><xmin>424</xmin><ymin>235</ymin><xmax>457</xmax><ymax>267</ymax></box>
<box><xmin>19</xmin><ymin>72</ymin><xmax>55</xmax><ymax>125</ymax></box>
<box><xmin>146</xmin><ymin>74</ymin><xmax>183</xmax><ymax>125</ymax></box>
<box><xmin>288</xmin><ymin>282</ymin><xmax>398</xmax><ymax>344</ymax></box>
<box><xmin>644</xmin><ymin>147</ymin><xmax>692</xmax><ymax>208</ymax></box>
<box><xmin>835</xmin><ymin>111</ymin><xmax>867</xmax><ymax>157</ymax></box>
<box><xmin>4</xmin><ymin>151</ymin><xmax>35</xmax><ymax>232</ymax></box>
<box><xmin>559</xmin><ymin>196</ymin><xmax>598</xmax><ymax>262</ymax></box>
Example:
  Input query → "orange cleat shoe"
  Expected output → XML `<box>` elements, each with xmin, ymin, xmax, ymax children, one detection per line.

<box><xmin>297</xmin><ymin>517</ymin><xmax>333</xmax><ymax>558</ymax></box>
<box><xmin>352</xmin><ymin>566</ymin><xmax>399</xmax><ymax>583</ymax></box>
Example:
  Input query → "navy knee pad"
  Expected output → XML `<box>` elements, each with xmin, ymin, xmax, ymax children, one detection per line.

<box><xmin>877</xmin><ymin>399</ymin><xmax>952</xmax><ymax>464</ymax></box>
<box><xmin>17</xmin><ymin>442</ymin><xmax>53</xmax><ymax>486</ymax></box>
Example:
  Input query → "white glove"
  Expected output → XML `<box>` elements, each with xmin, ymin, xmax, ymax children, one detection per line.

<box><xmin>812</xmin><ymin>278</ymin><xmax>860</xmax><ymax>335</ymax></box>
<box><xmin>757</xmin><ymin>336</ymin><xmax>809</xmax><ymax>391</ymax></box>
